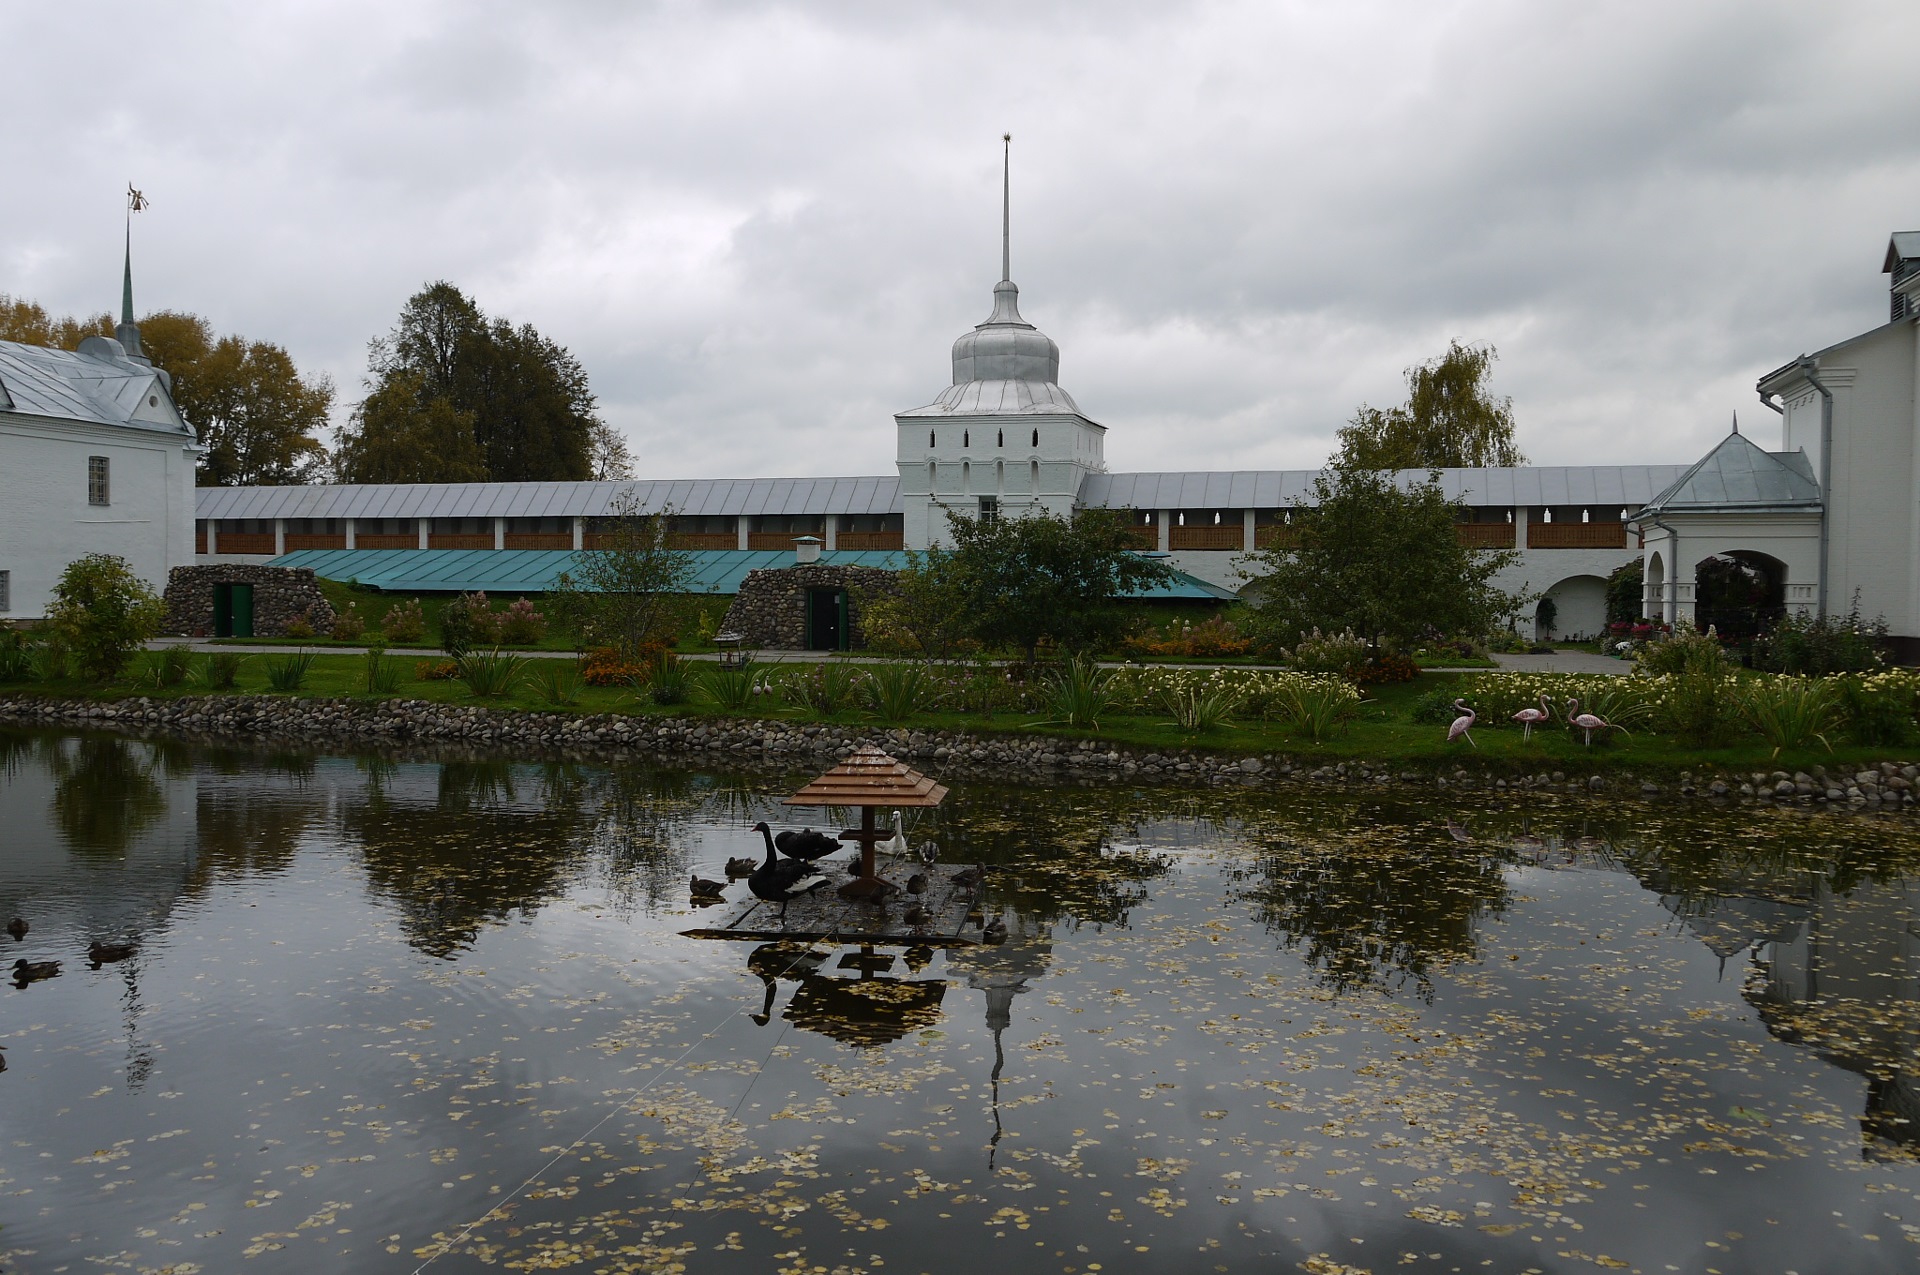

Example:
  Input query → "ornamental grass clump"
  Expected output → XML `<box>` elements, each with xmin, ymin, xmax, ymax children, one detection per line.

<box><xmin>642</xmin><ymin>653</ymin><xmax>694</xmax><ymax>705</ymax></box>
<box><xmin>265</xmin><ymin>651</ymin><xmax>316</xmax><ymax>692</ymax></box>
<box><xmin>203</xmin><ymin>651</ymin><xmax>245</xmax><ymax>690</ymax></box>
<box><xmin>1275</xmin><ymin>676</ymin><xmax>1362</xmax><ymax>741</ymax></box>
<box><xmin>139</xmin><ymin>645</ymin><xmax>195</xmax><ymax>690</ymax></box>
<box><xmin>0</xmin><ymin>631</ymin><xmax>36</xmax><ymax>682</ymax></box>
<box><xmin>1742</xmin><ymin>676</ymin><xmax>1839</xmax><ymax>758</ymax></box>
<box><xmin>1159</xmin><ymin>680</ymin><xmax>1243</xmax><ymax>734</ymax></box>
<box><xmin>780</xmin><ymin>662</ymin><xmax>862</xmax><ymax>716</ymax></box>
<box><xmin>529</xmin><ymin>658</ymin><xmax>584</xmax><ymax>706</ymax></box>
<box><xmin>698</xmin><ymin>667</ymin><xmax>763</xmax><ymax>712</ymax></box>
<box><xmin>1041</xmin><ymin>657</ymin><xmax>1119</xmax><ymax>730</ymax></box>
<box><xmin>361</xmin><ymin>643</ymin><xmax>404</xmax><ymax>695</ymax></box>
<box><xmin>457</xmin><ymin>648</ymin><xmax>527</xmax><ymax>698</ymax></box>
<box><xmin>866</xmin><ymin>662</ymin><xmax>940</xmax><ymax>722</ymax></box>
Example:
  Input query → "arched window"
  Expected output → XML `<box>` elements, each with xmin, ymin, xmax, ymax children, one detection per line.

<box><xmin>963</xmin><ymin>430</ymin><xmax>970</xmax><ymax>448</ymax></box>
<box><xmin>997</xmin><ymin>429</ymin><xmax>1004</xmax><ymax>448</ymax></box>
<box><xmin>929</xmin><ymin>430</ymin><xmax>935</xmax><ymax>448</ymax></box>
<box><xmin>1029</xmin><ymin>460</ymin><xmax>1039</xmax><ymax>494</ymax></box>
<box><xmin>1031</xmin><ymin>428</ymin><xmax>1039</xmax><ymax>448</ymax></box>
<box><xmin>927</xmin><ymin>460</ymin><xmax>936</xmax><ymax>490</ymax></box>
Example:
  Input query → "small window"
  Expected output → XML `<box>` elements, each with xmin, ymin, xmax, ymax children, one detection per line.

<box><xmin>963</xmin><ymin>430</ymin><xmax>970</xmax><ymax>448</ymax></box>
<box><xmin>88</xmin><ymin>456</ymin><xmax>110</xmax><ymax>506</ymax></box>
<box><xmin>996</xmin><ymin>430</ymin><xmax>1003</xmax><ymax>447</ymax></box>
<box><xmin>978</xmin><ymin>497</ymin><xmax>999</xmax><ymax>523</ymax></box>
<box><xmin>0</xmin><ymin>569</ymin><xmax>9</xmax><ymax>612</ymax></box>
<box><xmin>929</xmin><ymin>430</ymin><xmax>935</xmax><ymax>448</ymax></box>
<box><xmin>1031</xmin><ymin>428</ymin><xmax>1038</xmax><ymax>447</ymax></box>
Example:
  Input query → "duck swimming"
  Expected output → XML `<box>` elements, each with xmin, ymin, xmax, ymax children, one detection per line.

<box><xmin>87</xmin><ymin>941</ymin><xmax>136</xmax><ymax>966</ymax></box>
<box><xmin>689</xmin><ymin>874</ymin><xmax>727</xmax><ymax>900</ymax></box>
<box><xmin>6</xmin><ymin>918</ymin><xmax>26</xmax><ymax>942</ymax></box>
<box><xmin>12</xmin><ymin>959</ymin><xmax>61</xmax><ymax>984</ymax></box>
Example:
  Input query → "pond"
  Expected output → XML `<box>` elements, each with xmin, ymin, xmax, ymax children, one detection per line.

<box><xmin>2</xmin><ymin>727</ymin><xmax>1918</xmax><ymax>1274</ymax></box>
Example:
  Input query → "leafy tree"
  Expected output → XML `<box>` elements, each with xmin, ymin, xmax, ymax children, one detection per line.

<box><xmin>334</xmin><ymin>370</ymin><xmax>487</xmax><ymax>483</ymax></box>
<box><xmin>335</xmin><ymin>281</ymin><xmax>599</xmax><ymax>483</ymax></box>
<box><xmin>920</xmin><ymin>508</ymin><xmax>1173</xmax><ymax>663</ymax></box>
<box><xmin>1604</xmin><ymin>558</ymin><xmax>1643</xmax><ymax>625</ymax></box>
<box><xmin>138</xmin><ymin>312</ymin><xmax>332</xmax><ymax>485</ymax></box>
<box><xmin>589</xmin><ymin>419</ymin><xmax>636</xmax><ymax>480</ymax></box>
<box><xmin>1</xmin><ymin>297</ymin><xmax>330</xmax><ymax>484</ymax></box>
<box><xmin>45</xmin><ymin>554</ymin><xmax>167</xmax><ymax>682</ymax></box>
<box><xmin>0</xmin><ymin>293</ymin><xmax>111</xmax><ymax>347</ymax></box>
<box><xmin>1241</xmin><ymin>463</ymin><xmax>1521</xmax><ymax>654</ymax></box>
<box><xmin>548</xmin><ymin>492</ymin><xmax>693</xmax><ymax>659</ymax></box>
<box><xmin>1334</xmin><ymin>340</ymin><xmax>1524</xmax><ymax>470</ymax></box>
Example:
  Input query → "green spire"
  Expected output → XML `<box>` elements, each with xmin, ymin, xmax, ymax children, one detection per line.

<box><xmin>121</xmin><ymin>220</ymin><xmax>135</xmax><ymax>327</ymax></box>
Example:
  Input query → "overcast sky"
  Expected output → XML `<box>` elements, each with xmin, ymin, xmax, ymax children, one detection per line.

<box><xmin>5</xmin><ymin>0</ymin><xmax>1918</xmax><ymax>480</ymax></box>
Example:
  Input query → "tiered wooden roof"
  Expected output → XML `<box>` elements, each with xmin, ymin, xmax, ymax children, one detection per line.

<box><xmin>782</xmin><ymin>746</ymin><xmax>948</xmax><ymax>809</ymax></box>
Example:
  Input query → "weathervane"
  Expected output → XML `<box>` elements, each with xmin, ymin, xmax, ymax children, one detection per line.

<box><xmin>1001</xmin><ymin>133</ymin><xmax>1011</xmax><ymax>283</ymax></box>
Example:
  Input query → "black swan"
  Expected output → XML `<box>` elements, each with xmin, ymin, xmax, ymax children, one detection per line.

<box><xmin>749</xmin><ymin>823</ymin><xmax>828</xmax><ymax>918</ymax></box>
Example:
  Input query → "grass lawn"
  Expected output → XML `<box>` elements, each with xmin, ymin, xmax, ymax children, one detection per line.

<box><xmin>14</xmin><ymin>653</ymin><xmax>1912</xmax><ymax>781</ymax></box>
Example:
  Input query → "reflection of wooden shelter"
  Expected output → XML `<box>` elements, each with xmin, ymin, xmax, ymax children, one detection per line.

<box><xmin>784</xmin><ymin>746</ymin><xmax>947</xmax><ymax>898</ymax></box>
<box><xmin>783</xmin><ymin>972</ymin><xmax>947</xmax><ymax>1047</ymax></box>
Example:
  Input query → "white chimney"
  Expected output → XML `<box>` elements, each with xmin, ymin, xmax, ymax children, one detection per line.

<box><xmin>793</xmin><ymin>535</ymin><xmax>823</xmax><ymax>565</ymax></box>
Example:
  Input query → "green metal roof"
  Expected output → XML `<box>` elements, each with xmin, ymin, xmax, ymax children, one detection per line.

<box><xmin>266</xmin><ymin>547</ymin><xmax>1235</xmax><ymax>601</ymax></box>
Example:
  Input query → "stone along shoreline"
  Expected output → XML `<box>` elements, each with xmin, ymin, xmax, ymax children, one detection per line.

<box><xmin>3</xmin><ymin>691</ymin><xmax>1917</xmax><ymax>809</ymax></box>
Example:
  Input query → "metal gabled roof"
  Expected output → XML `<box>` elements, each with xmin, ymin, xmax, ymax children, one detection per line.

<box><xmin>1082</xmin><ymin>466</ymin><xmax>1688</xmax><ymax>511</ymax></box>
<box><xmin>0</xmin><ymin>338</ymin><xmax>188</xmax><ymax>435</ymax></box>
<box><xmin>1884</xmin><ymin>231</ymin><xmax>1920</xmax><ymax>272</ymax></box>
<box><xmin>265</xmin><ymin>546</ymin><xmax>1236</xmax><ymax>601</ymax></box>
<box><xmin>1635</xmin><ymin>431</ymin><xmax>1822</xmax><ymax>517</ymax></box>
<box><xmin>199</xmin><ymin>476</ymin><xmax>905</xmax><ymax>522</ymax></box>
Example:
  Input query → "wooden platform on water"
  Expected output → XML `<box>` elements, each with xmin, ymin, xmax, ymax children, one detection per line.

<box><xmin>682</xmin><ymin>859</ymin><xmax>986</xmax><ymax>946</ymax></box>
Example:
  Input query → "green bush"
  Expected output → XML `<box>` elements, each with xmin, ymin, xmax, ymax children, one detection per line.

<box><xmin>1282</xmin><ymin>627</ymin><xmax>1370</xmax><ymax>678</ymax></box>
<box><xmin>139</xmin><ymin>645</ymin><xmax>195</xmax><ymax>690</ymax></box>
<box><xmin>698</xmin><ymin>667</ymin><xmax>763</xmax><ymax>711</ymax></box>
<box><xmin>0</xmin><ymin>631</ymin><xmax>33</xmax><ymax>682</ymax></box>
<box><xmin>780</xmin><ymin>662</ymin><xmax>862</xmax><ymax>716</ymax></box>
<box><xmin>1658</xmin><ymin>671</ymin><xmax>1736</xmax><ymax>748</ymax></box>
<box><xmin>1605</xmin><ymin>559</ymin><xmax>1644</xmax><ymax>626</ymax></box>
<box><xmin>1275</xmin><ymin>677</ymin><xmax>1361</xmax><ymax>741</ymax></box>
<box><xmin>1834</xmin><ymin>671</ymin><xmax>1920</xmax><ymax>747</ymax></box>
<box><xmin>1636</xmin><ymin>622</ymin><xmax>1732</xmax><ymax>677</ymax></box>
<box><xmin>1159</xmin><ymin>681</ymin><xmax>1242</xmax><ymax>734</ymax></box>
<box><xmin>30</xmin><ymin>641</ymin><xmax>69</xmax><ymax>682</ymax></box>
<box><xmin>498</xmin><ymin>598</ymin><xmax>548</xmax><ymax>645</ymax></box>
<box><xmin>1040</xmin><ymin>658</ymin><xmax>1118</xmax><ymax>730</ymax></box>
<box><xmin>439</xmin><ymin>595</ymin><xmax>478</xmax><ymax>659</ymax></box>
<box><xmin>1752</xmin><ymin>605</ymin><xmax>1885</xmax><ymax>676</ymax></box>
<box><xmin>44</xmin><ymin>554</ymin><xmax>165</xmax><ymax>682</ymax></box>
<box><xmin>331</xmin><ymin>602</ymin><xmax>367</xmax><ymax>641</ymax></box>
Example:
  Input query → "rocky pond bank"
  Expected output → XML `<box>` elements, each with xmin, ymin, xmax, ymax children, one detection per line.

<box><xmin>4</xmin><ymin>690</ymin><xmax>1918</xmax><ymax>810</ymax></box>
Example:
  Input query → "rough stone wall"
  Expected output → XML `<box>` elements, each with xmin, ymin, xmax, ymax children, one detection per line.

<box><xmin>720</xmin><ymin>564</ymin><xmax>901</xmax><ymax>649</ymax></box>
<box><xmin>163</xmin><ymin>564</ymin><xmax>337</xmax><ymax>637</ymax></box>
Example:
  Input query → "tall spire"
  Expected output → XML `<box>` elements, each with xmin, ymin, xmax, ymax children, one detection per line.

<box><xmin>119</xmin><ymin>184</ymin><xmax>149</xmax><ymax>361</ymax></box>
<box><xmin>1001</xmin><ymin>132</ymin><xmax>1011</xmax><ymax>283</ymax></box>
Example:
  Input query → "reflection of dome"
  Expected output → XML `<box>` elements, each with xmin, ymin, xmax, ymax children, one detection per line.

<box><xmin>782</xmin><ymin>975</ymin><xmax>947</xmax><ymax>1048</ymax></box>
<box><xmin>911</xmin><ymin>280</ymin><xmax>1081</xmax><ymax>416</ymax></box>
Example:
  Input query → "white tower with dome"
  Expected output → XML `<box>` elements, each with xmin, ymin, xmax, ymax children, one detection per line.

<box><xmin>895</xmin><ymin>137</ymin><xmax>1107</xmax><ymax>549</ymax></box>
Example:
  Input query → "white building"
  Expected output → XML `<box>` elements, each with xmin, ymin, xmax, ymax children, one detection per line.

<box><xmin>0</xmin><ymin>303</ymin><xmax>197</xmax><ymax>621</ymax></box>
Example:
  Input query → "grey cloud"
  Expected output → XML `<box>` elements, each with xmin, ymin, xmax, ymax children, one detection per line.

<box><xmin>2</xmin><ymin>0</ymin><xmax>1916</xmax><ymax>483</ymax></box>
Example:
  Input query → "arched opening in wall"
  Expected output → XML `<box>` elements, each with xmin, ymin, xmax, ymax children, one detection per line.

<box><xmin>961</xmin><ymin>461</ymin><xmax>971</xmax><ymax>495</ymax></box>
<box><xmin>995</xmin><ymin>459</ymin><xmax>1004</xmax><ymax>496</ymax></box>
<box><xmin>1029</xmin><ymin>460</ymin><xmax>1039</xmax><ymax>494</ymax></box>
<box><xmin>1646</xmin><ymin>552</ymin><xmax>1666</xmax><ymax>620</ymax></box>
<box><xmin>1536</xmin><ymin>574</ymin><xmax>1608</xmax><ymax>642</ymax></box>
<box><xmin>927</xmin><ymin>461</ymin><xmax>936</xmax><ymax>492</ymax></box>
<box><xmin>929</xmin><ymin>431</ymin><xmax>935</xmax><ymax>448</ymax></box>
<box><xmin>1031</xmin><ymin>428</ymin><xmax>1039</xmax><ymax>447</ymax></box>
<box><xmin>997</xmin><ymin>430</ymin><xmax>1003</xmax><ymax>447</ymax></box>
<box><xmin>1695</xmin><ymin>551</ymin><xmax>1786</xmax><ymax>646</ymax></box>
<box><xmin>963</xmin><ymin>430</ymin><xmax>970</xmax><ymax>448</ymax></box>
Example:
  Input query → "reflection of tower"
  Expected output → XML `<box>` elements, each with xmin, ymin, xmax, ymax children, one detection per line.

<box><xmin>946</xmin><ymin>910</ymin><xmax>1053</xmax><ymax>1167</ymax></box>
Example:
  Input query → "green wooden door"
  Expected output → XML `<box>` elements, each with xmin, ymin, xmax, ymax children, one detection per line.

<box><xmin>232</xmin><ymin>584</ymin><xmax>254</xmax><ymax>639</ymax></box>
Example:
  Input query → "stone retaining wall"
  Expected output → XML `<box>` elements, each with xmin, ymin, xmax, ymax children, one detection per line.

<box><xmin>3</xmin><ymin>691</ymin><xmax>1916</xmax><ymax>809</ymax></box>
<box><xmin>164</xmin><ymin>565</ymin><xmax>336</xmax><ymax>637</ymax></box>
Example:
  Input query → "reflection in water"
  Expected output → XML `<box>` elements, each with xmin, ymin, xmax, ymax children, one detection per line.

<box><xmin>9</xmin><ymin>724</ymin><xmax>1920</xmax><ymax>1272</ymax></box>
<box><xmin>47</xmin><ymin>736</ymin><xmax>168</xmax><ymax>857</ymax></box>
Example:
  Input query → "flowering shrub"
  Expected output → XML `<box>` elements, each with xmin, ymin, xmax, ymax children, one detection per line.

<box><xmin>330</xmin><ymin>602</ymin><xmax>366</xmax><ymax>641</ymax></box>
<box><xmin>1428</xmin><ymin>672</ymin><xmax>1663</xmax><ymax>728</ymax></box>
<box><xmin>1352</xmin><ymin>653</ymin><xmax>1418</xmax><ymax>686</ymax></box>
<box><xmin>1124</xmin><ymin>615</ymin><xmax>1255</xmax><ymax>659</ymax></box>
<box><xmin>1279</xmin><ymin>627</ymin><xmax>1370</xmax><ymax>678</ymax></box>
<box><xmin>581</xmin><ymin>645</ymin><xmax>657</xmax><ymax>687</ymax></box>
<box><xmin>498</xmin><ymin>597</ymin><xmax>548</xmax><ymax>645</ymax></box>
<box><xmin>283</xmin><ymin>610</ymin><xmax>316</xmax><ymax>639</ymax></box>
<box><xmin>414</xmin><ymin>659</ymin><xmax>459</xmax><ymax>681</ymax></box>
<box><xmin>1109</xmin><ymin>665</ymin><xmax>1358</xmax><ymax>723</ymax></box>
<box><xmin>381</xmin><ymin>599</ymin><xmax>427</xmax><ymax>643</ymax></box>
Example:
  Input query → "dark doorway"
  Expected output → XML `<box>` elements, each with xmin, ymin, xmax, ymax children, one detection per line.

<box><xmin>1694</xmin><ymin>553</ymin><xmax>1784</xmax><ymax>646</ymax></box>
<box><xmin>805</xmin><ymin>588</ymin><xmax>846</xmax><ymax>651</ymax></box>
<box><xmin>213</xmin><ymin>583</ymin><xmax>255</xmax><ymax>639</ymax></box>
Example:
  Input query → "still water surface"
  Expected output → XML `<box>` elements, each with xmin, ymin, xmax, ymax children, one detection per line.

<box><xmin>3</xmin><ymin>727</ymin><xmax>1919</xmax><ymax>1274</ymax></box>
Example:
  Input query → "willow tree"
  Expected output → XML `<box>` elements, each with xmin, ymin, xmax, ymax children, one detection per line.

<box><xmin>1335</xmin><ymin>340</ymin><xmax>1524</xmax><ymax>470</ymax></box>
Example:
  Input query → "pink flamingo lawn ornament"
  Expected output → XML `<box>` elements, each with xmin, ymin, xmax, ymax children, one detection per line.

<box><xmin>1564</xmin><ymin>696</ymin><xmax>1627</xmax><ymax>748</ymax></box>
<box><xmin>1511</xmin><ymin>692</ymin><xmax>1553</xmax><ymax>742</ymax></box>
<box><xmin>1447</xmin><ymin>699</ymin><xmax>1478</xmax><ymax>748</ymax></box>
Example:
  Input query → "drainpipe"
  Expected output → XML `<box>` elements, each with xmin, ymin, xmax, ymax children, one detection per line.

<box><xmin>1797</xmin><ymin>357</ymin><xmax>1833</xmax><ymax>618</ymax></box>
